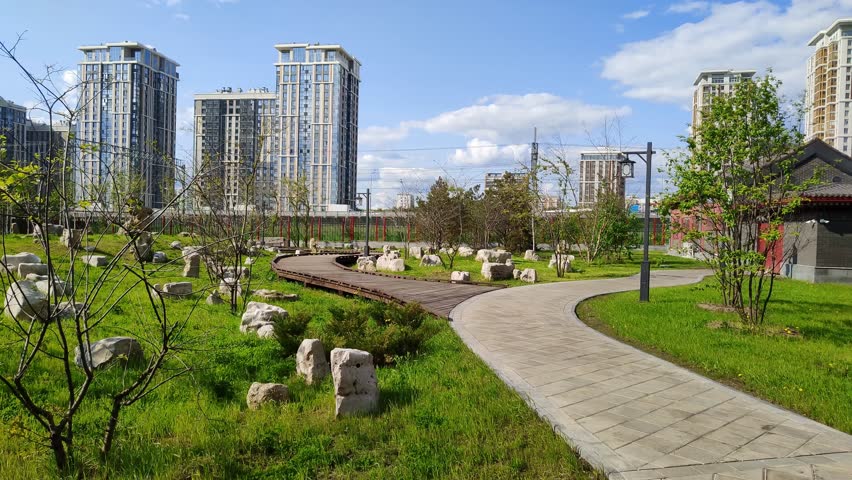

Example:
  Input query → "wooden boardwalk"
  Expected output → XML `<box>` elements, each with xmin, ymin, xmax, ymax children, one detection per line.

<box><xmin>271</xmin><ymin>254</ymin><xmax>501</xmax><ymax>318</ymax></box>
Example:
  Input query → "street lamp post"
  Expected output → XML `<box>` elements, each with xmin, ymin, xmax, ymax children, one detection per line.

<box><xmin>354</xmin><ymin>188</ymin><xmax>371</xmax><ymax>257</ymax></box>
<box><xmin>618</xmin><ymin>142</ymin><xmax>655</xmax><ymax>302</ymax></box>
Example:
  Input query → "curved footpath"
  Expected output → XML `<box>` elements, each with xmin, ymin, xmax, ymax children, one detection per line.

<box><xmin>450</xmin><ymin>270</ymin><xmax>852</xmax><ymax>480</ymax></box>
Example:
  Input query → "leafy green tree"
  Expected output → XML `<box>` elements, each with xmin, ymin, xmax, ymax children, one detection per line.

<box><xmin>415</xmin><ymin>177</ymin><xmax>476</xmax><ymax>269</ymax></box>
<box><xmin>484</xmin><ymin>173</ymin><xmax>533</xmax><ymax>252</ymax></box>
<box><xmin>661</xmin><ymin>72</ymin><xmax>819</xmax><ymax>327</ymax></box>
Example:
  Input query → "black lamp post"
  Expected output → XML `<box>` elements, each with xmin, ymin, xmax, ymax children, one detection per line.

<box><xmin>618</xmin><ymin>142</ymin><xmax>655</xmax><ymax>302</ymax></box>
<box><xmin>354</xmin><ymin>189</ymin><xmax>371</xmax><ymax>257</ymax></box>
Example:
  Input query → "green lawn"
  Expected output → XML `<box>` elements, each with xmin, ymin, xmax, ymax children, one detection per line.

<box><xmin>0</xmin><ymin>233</ymin><xmax>596</xmax><ymax>479</ymax></box>
<box><xmin>382</xmin><ymin>249</ymin><xmax>705</xmax><ymax>286</ymax></box>
<box><xmin>576</xmin><ymin>277</ymin><xmax>852</xmax><ymax>434</ymax></box>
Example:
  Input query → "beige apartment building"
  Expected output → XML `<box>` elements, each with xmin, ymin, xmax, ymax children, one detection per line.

<box><xmin>692</xmin><ymin>70</ymin><xmax>756</xmax><ymax>132</ymax></box>
<box><xmin>578</xmin><ymin>149</ymin><xmax>625</xmax><ymax>207</ymax></box>
<box><xmin>76</xmin><ymin>42</ymin><xmax>179</xmax><ymax>209</ymax></box>
<box><xmin>194</xmin><ymin>88</ymin><xmax>278</xmax><ymax>211</ymax></box>
<box><xmin>806</xmin><ymin>19</ymin><xmax>852</xmax><ymax>156</ymax></box>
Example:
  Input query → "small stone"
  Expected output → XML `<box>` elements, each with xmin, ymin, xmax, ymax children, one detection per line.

<box><xmin>450</xmin><ymin>271</ymin><xmax>470</xmax><ymax>282</ymax></box>
<box><xmin>152</xmin><ymin>251</ymin><xmax>168</xmax><ymax>264</ymax></box>
<box><xmin>206</xmin><ymin>292</ymin><xmax>224</xmax><ymax>305</ymax></box>
<box><xmin>17</xmin><ymin>263</ymin><xmax>48</xmax><ymax>278</ymax></box>
<box><xmin>331</xmin><ymin>348</ymin><xmax>379</xmax><ymax>417</ymax></box>
<box><xmin>74</xmin><ymin>337</ymin><xmax>144</xmax><ymax>370</ymax></box>
<box><xmin>83</xmin><ymin>246</ymin><xmax>96</xmax><ymax>252</ymax></box>
<box><xmin>548</xmin><ymin>255</ymin><xmax>573</xmax><ymax>272</ymax></box>
<box><xmin>170</xmin><ymin>240</ymin><xmax>183</xmax><ymax>250</ymax></box>
<box><xmin>524</xmin><ymin>250</ymin><xmax>540</xmax><ymax>261</ymax></box>
<box><xmin>513</xmin><ymin>268</ymin><xmax>521</xmax><ymax>279</ymax></box>
<box><xmin>519</xmin><ymin>268</ymin><xmax>537</xmax><ymax>283</ymax></box>
<box><xmin>419</xmin><ymin>254</ymin><xmax>441</xmax><ymax>267</ymax></box>
<box><xmin>246</xmin><ymin>382</ymin><xmax>289</xmax><ymax>409</ymax></box>
<box><xmin>162</xmin><ymin>282</ymin><xmax>192</xmax><ymax>295</ymax></box>
<box><xmin>297</xmin><ymin>339</ymin><xmax>330</xmax><ymax>385</ymax></box>
<box><xmin>81</xmin><ymin>255</ymin><xmax>108</xmax><ymax>267</ymax></box>
<box><xmin>253</xmin><ymin>289</ymin><xmax>299</xmax><ymax>301</ymax></box>
<box><xmin>219</xmin><ymin>277</ymin><xmax>243</xmax><ymax>297</ymax></box>
<box><xmin>356</xmin><ymin>256</ymin><xmax>377</xmax><ymax>272</ymax></box>
<box><xmin>409</xmin><ymin>246</ymin><xmax>423</xmax><ymax>259</ymax></box>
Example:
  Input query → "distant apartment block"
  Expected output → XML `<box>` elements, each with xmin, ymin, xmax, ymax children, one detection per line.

<box><xmin>395</xmin><ymin>193</ymin><xmax>414</xmax><ymax>210</ymax></box>
<box><xmin>26</xmin><ymin>121</ymin><xmax>72</xmax><ymax>162</ymax></box>
<box><xmin>0</xmin><ymin>96</ymin><xmax>27</xmax><ymax>162</ymax></box>
<box><xmin>578</xmin><ymin>149</ymin><xmax>625</xmax><ymax>207</ymax></box>
<box><xmin>193</xmin><ymin>88</ymin><xmax>278</xmax><ymax>210</ymax></box>
<box><xmin>806</xmin><ymin>19</ymin><xmax>852</xmax><ymax>156</ymax></box>
<box><xmin>275</xmin><ymin>43</ymin><xmax>360</xmax><ymax>209</ymax></box>
<box><xmin>540</xmin><ymin>194</ymin><xmax>562</xmax><ymax>210</ymax></box>
<box><xmin>76</xmin><ymin>42</ymin><xmax>179</xmax><ymax>209</ymax></box>
<box><xmin>692</xmin><ymin>69</ymin><xmax>756</xmax><ymax>132</ymax></box>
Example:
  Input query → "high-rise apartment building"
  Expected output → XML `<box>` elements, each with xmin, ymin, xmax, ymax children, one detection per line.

<box><xmin>26</xmin><ymin>121</ymin><xmax>72</xmax><ymax>162</ymax></box>
<box><xmin>274</xmin><ymin>43</ymin><xmax>360</xmax><ymax>209</ymax></box>
<box><xmin>76</xmin><ymin>42</ymin><xmax>179</xmax><ymax>209</ymax></box>
<box><xmin>395</xmin><ymin>193</ymin><xmax>414</xmax><ymax>210</ymax></box>
<box><xmin>578</xmin><ymin>149</ymin><xmax>625</xmax><ymax>207</ymax></box>
<box><xmin>692</xmin><ymin>70</ymin><xmax>756</xmax><ymax>132</ymax></box>
<box><xmin>806</xmin><ymin>19</ymin><xmax>852</xmax><ymax>156</ymax></box>
<box><xmin>0</xmin><ymin>96</ymin><xmax>27</xmax><ymax>162</ymax></box>
<box><xmin>193</xmin><ymin>88</ymin><xmax>278</xmax><ymax>211</ymax></box>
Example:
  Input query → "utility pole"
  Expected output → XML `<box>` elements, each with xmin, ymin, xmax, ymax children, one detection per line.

<box><xmin>364</xmin><ymin>188</ymin><xmax>371</xmax><ymax>257</ymax></box>
<box><xmin>530</xmin><ymin>127</ymin><xmax>538</xmax><ymax>252</ymax></box>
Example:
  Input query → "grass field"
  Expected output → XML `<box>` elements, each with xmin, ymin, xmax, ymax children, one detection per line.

<box><xmin>0</xmin><ymin>233</ymin><xmax>597</xmax><ymax>479</ymax></box>
<box><xmin>576</xmin><ymin>277</ymin><xmax>852</xmax><ymax>434</ymax></box>
<box><xmin>378</xmin><ymin>249</ymin><xmax>705</xmax><ymax>286</ymax></box>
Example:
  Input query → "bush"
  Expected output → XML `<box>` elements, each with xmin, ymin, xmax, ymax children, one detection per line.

<box><xmin>274</xmin><ymin>310</ymin><xmax>312</xmax><ymax>356</ymax></box>
<box><xmin>320</xmin><ymin>302</ymin><xmax>434</xmax><ymax>366</ymax></box>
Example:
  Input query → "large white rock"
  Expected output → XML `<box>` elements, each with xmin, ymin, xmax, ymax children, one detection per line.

<box><xmin>420</xmin><ymin>254</ymin><xmax>441</xmax><ymax>267</ymax></box>
<box><xmin>4</xmin><ymin>280</ymin><xmax>48</xmax><ymax>322</ymax></box>
<box><xmin>74</xmin><ymin>337</ymin><xmax>144</xmax><ymax>370</ymax></box>
<box><xmin>297</xmin><ymin>339</ymin><xmax>330</xmax><ymax>385</ymax></box>
<box><xmin>51</xmin><ymin>301</ymin><xmax>84</xmax><ymax>320</ymax></box>
<box><xmin>519</xmin><ymin>268</ymin><xmax>537</xmax><ymax>283</ymax></box>
<box><xmin>246</xmin><ymin>382</ymin><xmax>289</xmax><ymax>409</ymax></box>
<box><xmin>1</xmin><ymin>252</ymin><xmax>41</xmax><ymax>272</ymax></box>
<box><xmin>356</xmin><ymin>256</ymin><xmax>377</xmax><ymax>273</ymax></box>
<box><xmin>170</xmin><ymin>240</ymin><xmax>183</xmax><ymax>250</ymax></box>
<box><xmin>475</xmin><ymin>249</ymin><xmax>492</xmax><ymax>262</ymax></box>
<box><xmin>480</xmin><ymin>262</ymin><xmax>514</xmax><ymax>281</ymax></box>
<box><xmin>183</xmin><ymin>252</ymin><xmax>200</xmax><ymax>278</ymax></box>
<box><xmin>17</xmin><ymin>263</ymin><xmax>48</xmax><ymax>278</ymax></box>
<box><xmin>35</xmin><ymin>279</ymin><xmax>72</xmax><ymax>297</ymax></box>
<box><xmin>331</xmin><ymin>348</ymin><xmax>379</xmax><ymax>417</ymax></box>
<box><xmin>256</xmin><ymin>324</ymin><xmax>277</xmax><ymax>339</ymax></box>
<box><xmin>253</xmin><ymin>289</ymin><xmax>299</xmax><ymax>301</ymax></box>
<box><xmin>409</xmin><ymin>246</ymin><xmax>423</xmax><ymax>259</ymax></box>
<box><xmin>219</xmin><ymin>277</ymin><xmax>243</xmax><ymax>297</ymax></box>
<box><xmin>81</xmin><ymin>255</ymin><xmax>108</xmax><ymax>267</ymax></box>
<box><xmin>163</xmin><ymin>282</ymin><xmax>193</xmax><ymax>295</ymax></box>
<box><xmin>475</xmin><ymin>249</ymin><xmax>511</xmax><ymax>263</ymax></box>
<box><xmin>376</xmin><ymin>255</ymin><xmax>405</xmax><ymax>272</ymax></box>
<box><xmin>524</xmin><ymin>250</ymin><xmax>540</xmax><ymax>261</ymax></box>
<box><xmin>206</xmin><ymin>292</ymin><xmax>224</xmax><ymax>305</ymax></box>
<box><xmin>548</xmin><ymin>255</ymin><xmax>573</xmax><ymax>272</ymax></box>
<box><xmin>457</xmin><ymin>246</ymin><xmax>475</xmax><ymax>257</ymax></box>
<box><xmin>450</xmin><ymin>271</ymin><xmax>470</xmax><ymax>282</ymax></box>
<box><xmin>152</xmin><ymin>251</ymin><xmax>168</xmax><ymax>264</ymax></box>
<box><xmin>60</xmin><ymin>229</ymin><xmax>82</xmax><ymax>248</ymax></box>
<box><xmin>240</xmin><ymin>301</ymin><xmax>287</xmax><ymax>333</ymax></box>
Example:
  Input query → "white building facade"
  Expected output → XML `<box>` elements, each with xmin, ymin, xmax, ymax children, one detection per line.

<box><xmin>578</xmin><ymin>149</ymin><xmax>625</xmax><ymax>207</ymax></box>
<box><xmin>692</xmin><ymin>70</ymin><xmax>756</xmax><ymax>132</ymax></box>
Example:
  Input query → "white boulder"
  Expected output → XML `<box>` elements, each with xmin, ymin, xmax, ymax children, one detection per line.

<box><xmin>35</xmin><ymin>279</ymin><xmax>72</xmax><ymax>297</ymax></box>
<box><xmin>524</xmin><ymin>250</ymin><xmax>540</xmax><ymax>261</ymax></box>
<box><xmin>240</xmin><ymin>301</ymin><xmax>287</xmax><ymax>333</ymax></box>
<box><xmin>170</xmin><ymin>240</ymin><xmax>183</xmax><ymax>250</ymax></box>
<box><xmin>513</xmin><ymin>268</ymin><xmax>521</xmax><ymax>279</ymax></box>
<box><xmin>420</xmin><ymin>254</ymin><xmax>441</xmax><ymax>267</ymax></box>
<box><xmin>356</xmin><ymin>256</ymin><xmax>377</xmax><ymax>273</ymax></box>
<box><xmin>480</xmin><ymin>262</ymin><xmax>514</xmax><ymax>281</ymax></box>
<box><xmin>256</xmin><ymin>324</ymin><xmax>277</xmax><ymax>339</ymax></box>
<box><xmin>1</xmin><ymin>252</ymin><xmax>41</xmax><ymax>272</ymax></box>
<box><xmin>74</xmin><ymin>337</ymin><xmax>143</xmax><ymax>370</ymax></box>
<box><xmin>81</xmin><ymin>255</ymin><xmax>108</xmax><ymax>267</ymax></box>
<box><xmin>4</xmin><ymin>280</ymin><xmax>48</xmax><ymax>322</ymax></box>
<box><xmin>376</xmin><ymin>255</ymin><xmax>405</xmax><ymax>272</ymax></box>
<box><xmin>457</xmin><ymin>246</ymin><xmax>475</xmax><ymax>257</ymax></box>
<box><xmin>519</xmin><ymin>268</ymin><xmax>537</xmax><ymax>283</ymax></box>
<box><xmin>246</xmin><ymin>382</ymin><xmax>289</xmax><ymax>409</ymax></box>
<box><xmin>331</xmin><ymin>348</ymin><xmax>379</xmax><ymax>417</ymax></box>
<box><xmin>163</xmin><ymin>282</ymin><xmax>193</xmax><ymax>295</ymax></box>
<box><xmin>18</xmin><ymin>263</ymin><xmax>48</xmax><ymax>278</ymax></box>
<box><xmin>60</xmin><ymin>229</ymin><xmax>82</xmax><ymax>248</ymax></box>
<box><xmin>409</xmin><ymin>246</ymin><xmax>423</xmax><ymax>259</ymax></box>
<box><xmin>206</xmin><ymin>292</ymin><xmax>224</xmax><ymax>305</ymax></box>
<box><xmin>450</xmin><ymin>271</ymin><xmax>470</xmax><ymax>282</ymax></box>
<box><xmin>297</xmin><ymin>339</ymin><xmax>330</xmax><ymax>385</ymax></box>
<box><xmin>253</xmin><ymin>289</ymin><xmax>299</xmax><ymax>301</ymax></box>
<box><xmin>548</xmin><ymin>255</ymin><xmax>573</xmax><ymax>272</ymax></box>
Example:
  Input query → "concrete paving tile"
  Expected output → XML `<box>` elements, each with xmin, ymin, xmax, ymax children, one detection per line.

<box><xmin>577</xmin><ymin>411</ymin><xmax>631</xmax><ymax>433</ymax></box>
<box><xmin>645</xmin><ymin>453</ymin><xmax>697</xmax><ymax>468</ymax></box>
<box><xmin>688</xmin><ymin>437</ymin><xmax>739</xmax><ymax>458</ymax></box>
<box><xmin>597</xmin><ymin>424</ymin><xmax>648</xmax><ymax>449</ymax></box>
<box><xmin>670</xmin><ymin>444</ymin><xmax>726</xmax><ymax>463</ymax></box>
<box><xmin>812</xmin><ymin>463</ymin><xmax>852</xmax><ymax>480</ymax></box>
<box><xmin>616</xmin><ymin>442</ymin><xmax>669</xmax><ymax>465</ymax></box>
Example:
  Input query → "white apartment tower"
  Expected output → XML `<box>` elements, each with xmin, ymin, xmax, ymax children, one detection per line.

<box><xmin>395</xmin><ymin>193</ymin><xmax>414</xmax><ymax>210</ymax></box>
<box><xmin>578</xmin><ymin>149</ymin><xmax>625</xmax><ymax>207</ymax></box>
<box><xmin>806</xmin><ymin>19</ymin><xmax>852</xmax><ymax>155</ymax></box>
<box><xmin>77</xmin><ymin>42</ymin><xmax>179</xmax><ymax>209</ymax></box>
<box><xmin>692</xmin><ymin>70</ymin><xmax>756</xmax><ymax>132</ymax></box>
<box><xmin>194</xmin><ymin>88</ymin><xmax>278</xmax><ymax>211</ymax></box>
<box><xmin>275</xmin><ymin>44</ymin><xmax>360</xmax><ymax>209</ymax></box>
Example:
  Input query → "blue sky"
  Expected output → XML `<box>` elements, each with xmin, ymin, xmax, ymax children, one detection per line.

<box><xmin>2</xmin><ymin>0</ymin><xmax>850</xmax><ymax>206</ymax></box>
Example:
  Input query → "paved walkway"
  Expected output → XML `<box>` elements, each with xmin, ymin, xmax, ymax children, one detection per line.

<box><xmin>450</xmin><ymin>270</ymin><xmax>852</xmax><ymax>480</ymax></box>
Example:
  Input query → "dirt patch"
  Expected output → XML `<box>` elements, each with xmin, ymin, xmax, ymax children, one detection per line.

<box><xmin>697</xmin><ymin>303</ymin><xmax>737</xmax><ymax>313</ymax></box>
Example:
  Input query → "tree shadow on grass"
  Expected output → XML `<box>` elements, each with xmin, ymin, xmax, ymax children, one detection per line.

<box><xmin>766</xmin><ymin>299</ymin><xmax>852</xmax><ymax>344</ymax></box>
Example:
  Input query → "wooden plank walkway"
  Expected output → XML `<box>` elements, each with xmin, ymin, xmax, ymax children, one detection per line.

<box><xmin>271</xmin><ymin>254</ymin><xmax>501</xmax><ymax>318</ymax></box>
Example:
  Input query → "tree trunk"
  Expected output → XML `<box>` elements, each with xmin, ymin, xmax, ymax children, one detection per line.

<box><xmin>101</xmin><ymin>399</ymin><xmax>122</xmax><ymax>459</ymax></box>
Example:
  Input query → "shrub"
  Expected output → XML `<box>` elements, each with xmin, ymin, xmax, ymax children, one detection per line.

<box><xmin>274</xmin><ymin>310</ymin><xmax>312</xmax><ymax>356</ymax></box>
<box><xmin>319</xmin><ymin>302</ymin><xmax>435</xmax><ymax>366</ymax></box>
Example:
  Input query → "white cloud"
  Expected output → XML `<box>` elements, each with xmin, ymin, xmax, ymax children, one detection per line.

<box><xmin>602</xmin><ymin>0</ymin><xmax>852</xmax><ymax>105</ymax></box>
<box><xmin>623</xmin><ymin>9</ymin><xmax>651</xmax><ymax>20</ymax></box>
<box><xmin>666</xmin><ymin>1</ymin><xmax>709</xmax><ymax>13</ymax></box>
<box><xmin>449</xmin><ymin>139</ymin><xmax>530</xmax><ymax>167</ymax></box>
<box><xmin>359</xmin><ymin>124</ymin><xmax>412</xmax><ymax>146</ymax></box>
<box><xmin>417</xmin><ymin>93</ymin><xmax>631</xmax><ymax>143</ymax></box>
<box><xmin>174</xmin><ymin>12</ymin><xmax>190</xmax><ymax>21</ymax></box>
